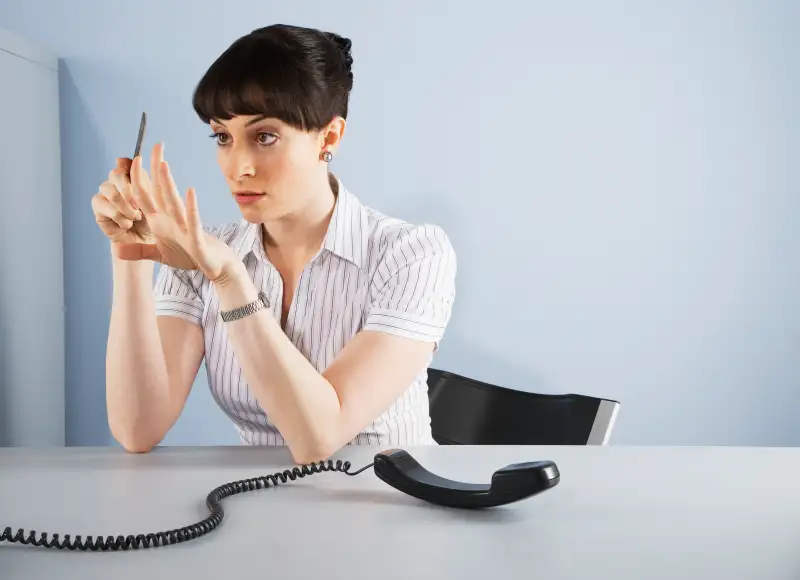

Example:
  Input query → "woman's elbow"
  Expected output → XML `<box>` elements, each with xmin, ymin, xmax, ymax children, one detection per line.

<box><xmin>118</xmin><ymin>440</ymin><xmax>156</xmax><ymax>454</ymax></box>
<box><xmin>111</xmin><ymin>429</ymin><xmax>158</xmax><ymax>454</ymax></box>
<box><xmin>289</xmin><ymin>434</ymin><xmax>342</xmax><ymax>465</ymax></box>
<box><xmin>290</xmin><ymin>445</ymin><xmax>332</xmax><ymax>465</ymax></box>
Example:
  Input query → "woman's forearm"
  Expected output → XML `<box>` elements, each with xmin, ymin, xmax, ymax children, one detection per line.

<box><xmin>214</xmin><ymin>267</ymin><xmax>343</xmax><ymax>463</ymax></box>
<box><xmin>106</xmin><ymin>245</ymin><xmax>174</xmax><ymax>451</ymax></box>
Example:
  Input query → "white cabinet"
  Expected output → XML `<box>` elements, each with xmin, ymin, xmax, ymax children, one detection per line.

<box><xmin>0</xmin><ymin>28</ymin><xmax>65</xmax><ymax>446</ymax></box>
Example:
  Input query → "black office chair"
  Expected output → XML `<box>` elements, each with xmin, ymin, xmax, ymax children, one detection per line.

<box><xmin>426</xmin><ymin>368</ymin><xmax>620</xmax><ymax>445</ymax></box>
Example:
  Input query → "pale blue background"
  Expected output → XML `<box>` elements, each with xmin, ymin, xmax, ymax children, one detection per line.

<box><xmin>0</xmin><ymin>0</ymin><xmax>797</xmax><ymax>447</ymax></box>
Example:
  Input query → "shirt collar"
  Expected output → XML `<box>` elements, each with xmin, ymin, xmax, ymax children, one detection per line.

<box><xmin>230</xmin><ymin>174</ymin><xmax>368</xmax><ymax>269</ymax></box>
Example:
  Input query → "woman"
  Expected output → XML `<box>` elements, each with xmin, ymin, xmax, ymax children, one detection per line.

<box><xmin>91</xmin><ymin>24</ymin><xmax>457</xmax><ymax>464</ymax></box>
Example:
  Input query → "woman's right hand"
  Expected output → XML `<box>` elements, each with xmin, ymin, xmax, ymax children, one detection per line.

<box><xmin>92</xmin><ymin>157</ymin><xmax>154</xmax><ymax>251</ymax></box>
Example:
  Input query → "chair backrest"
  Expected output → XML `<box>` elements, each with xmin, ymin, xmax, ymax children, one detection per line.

<box><xmin>426</xmin><ymin>368</ymin><xmax>620</xmax><ymax>445</ymax></box>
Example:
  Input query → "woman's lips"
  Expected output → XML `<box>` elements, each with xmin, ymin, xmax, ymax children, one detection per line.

<box><xmin>234</xmin><ymin>192</ymin><xmax>265</xmax><ymax>205</ymax></box>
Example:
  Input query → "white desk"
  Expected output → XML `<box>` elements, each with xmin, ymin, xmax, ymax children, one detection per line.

<box><xmin>1</xmin><ymin>445</ymin><xmax>798</xmax><ymax>579</ymax></box>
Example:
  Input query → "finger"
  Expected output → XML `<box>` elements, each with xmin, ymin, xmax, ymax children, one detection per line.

<box><xmin>130</xmin><ymin>155</ymin><xmax>158</xmax><ymax>216</ymax></box>
<box><xmin>186</xmin><ymin>187</ymin><xmax>204</xmax><ymax>244</ymax></box>
<box><xmin>116</xmin><ymin>157</ymin><xmax>133</xmax><ymax>175</ymax></box>
<box><xmin>150</xmin><ymin>142</ymin><xmax>167</xmax><ymax>211</ymax></box>
<box><xmin>93</xmin><ymin>193</ymin><xmax>135</xmax><ymax>231</ymax></box>
<box><xmin>100</xmin><ymin>181</ymin><xmax>140</xmax><ymax>221</ymax></box>
<box><xmin>107</xmin><ymin>167</ymin><xmax>138</xmax><ymax>211</ymax></box>
<box><xmin>98</xmin><ymin>218</ymin><xmax>123</xmax><ymax>238</ymax></box>
<box><xmin>186</xmin><ymin>187</ymin><xmax>212</xmax><ymax>271</ymax></box>
<box><xmin>160</xmin><ymin>161</ymin><xmax>187</xmax><ymax>228</ymax></box>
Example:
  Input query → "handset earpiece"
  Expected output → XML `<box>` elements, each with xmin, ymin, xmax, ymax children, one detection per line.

<box><xmin>372</xmin><ymin>449</ymin><xmax>560</xmax><ymax>508</ymax></box>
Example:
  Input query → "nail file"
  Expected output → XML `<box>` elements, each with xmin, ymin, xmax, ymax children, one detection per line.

<box><xmin>129</xmin><ymin>112</ymin><xmax>147</xmax><ymax>216</ymax></box>
<box><xmin>133</xmin><ymin>111</ymin><xmax>147</xmax><ymax>160</ymax></box>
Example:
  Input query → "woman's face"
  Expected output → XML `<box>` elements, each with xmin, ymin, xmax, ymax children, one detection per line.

<box><xmin>209</xmin><ymin>114</ymin><xmax>343</xmax><ymax>222</ymax></box>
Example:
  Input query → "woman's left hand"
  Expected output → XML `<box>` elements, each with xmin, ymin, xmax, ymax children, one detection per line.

<box><xmin>118</xmin><ymin>143</ymin><xmax>242</xmax><ymax>284</ymax></box>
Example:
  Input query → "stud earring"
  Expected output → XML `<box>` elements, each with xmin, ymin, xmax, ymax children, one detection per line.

<box><xmin>322</xmin><ymin>151</ymin><xmax>333</xmax><ymax>163</ymax></box>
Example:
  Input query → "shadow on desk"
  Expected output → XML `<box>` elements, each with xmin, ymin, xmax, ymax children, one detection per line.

<box><xmin>281</xmin><ymin>486</ymin><xmax>526</xmax><ymax>524</ymax></box>
<box><xmin>0</xmin><ymin>445</ymin><xmax>299</xmax><ymax>470</ymax></box>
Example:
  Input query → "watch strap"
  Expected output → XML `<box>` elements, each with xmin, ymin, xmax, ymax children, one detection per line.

<box><xmin>220</xmin><ymin>291</ymin><xmax>270</xmax><ymax>322</ymax></box>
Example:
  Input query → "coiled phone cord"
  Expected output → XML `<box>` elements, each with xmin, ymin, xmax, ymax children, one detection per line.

<box><xmin>1</xmin><ymin>458</ymin><xmax>373</xmax><ymax>552</ymax></box>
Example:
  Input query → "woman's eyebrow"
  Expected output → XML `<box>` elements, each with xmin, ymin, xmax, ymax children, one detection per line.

<box><xmin>246</xmin><ymin>114</ymin><xmax>270</xmax><ymax>126</ymax></box>
<box><xmin>210</xmin><ymin>116</ymin><xmax>281</xmax><ymax>131</ymax></box>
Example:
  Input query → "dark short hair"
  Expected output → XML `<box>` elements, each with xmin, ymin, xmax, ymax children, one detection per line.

<box><xmin>192</xmin><ymin>24</ymin><xmax>354</xmax><ymax>132</ymax></box>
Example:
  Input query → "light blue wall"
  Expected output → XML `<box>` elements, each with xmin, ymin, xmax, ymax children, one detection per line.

<box><xmin>1</xmin><ymin>0</ymin><xmax>797</xmax><ymax>447</ymax></box>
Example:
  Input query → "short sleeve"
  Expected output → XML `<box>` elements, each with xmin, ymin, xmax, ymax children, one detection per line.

<box><xmin>364</xmin><ymin>224</ymin><xmax>457</xmax><ymax>347</ymax></box>
<box><xmin>153</xmin><ymin>264</ymin><xmax>205</xmax><ymax>325</ymax></box>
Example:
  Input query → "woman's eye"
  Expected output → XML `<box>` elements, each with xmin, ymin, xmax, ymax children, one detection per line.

<box><xmin>210</xmin><ymin>132</ymin><xmax>230</xmax><ymax>146</ymax></box>
<box><xmin>256</xmin><ymin>132</ymin><xmax>277</xmax><ymax>146</ymax></box>
<box><xmin>209</xmin><ymin>131</ymin><xmax>276</xmax><ymax>147</ymax></box>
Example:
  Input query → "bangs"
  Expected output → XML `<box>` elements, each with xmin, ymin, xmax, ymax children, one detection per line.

<box><xmin>192</xmin><ymin>36</ymin><xmax>332</xmax><ymax>131</ymax></box>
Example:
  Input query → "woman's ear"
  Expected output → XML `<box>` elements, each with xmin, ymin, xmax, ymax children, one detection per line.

<box><xmin>322</xmin><ymin>116</ymin><xmax>346</xmax><ymax>154</ymax></box>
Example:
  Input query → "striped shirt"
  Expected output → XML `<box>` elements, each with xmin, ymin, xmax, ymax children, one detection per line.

<box><xmin>152</xmin><ymin>174</ymin><xmax>457</xmax><ymax>447</ymax></box>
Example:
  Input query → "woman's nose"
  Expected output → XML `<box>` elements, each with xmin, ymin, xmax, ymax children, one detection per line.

<box><xmin>226</xmin><ymin>151</ymin><xmax>256</xmax><ymax>181</ymax></box>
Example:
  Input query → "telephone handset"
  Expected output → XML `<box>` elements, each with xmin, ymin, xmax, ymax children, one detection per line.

<box><xmin>1</xmin><ymin>449</ymin><xmax>560</xmax><ymax>552</ymax></box>
<box><xmin>375</xmin><ymin>448</ymin><xmax>560</xmax><ymax>508</ymax></box>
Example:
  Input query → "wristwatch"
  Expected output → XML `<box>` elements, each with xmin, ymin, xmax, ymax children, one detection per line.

<box><xmin>220</xmin><ymin>291</ymin><xmax>271</xmax><ymax>322</ymax></box>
